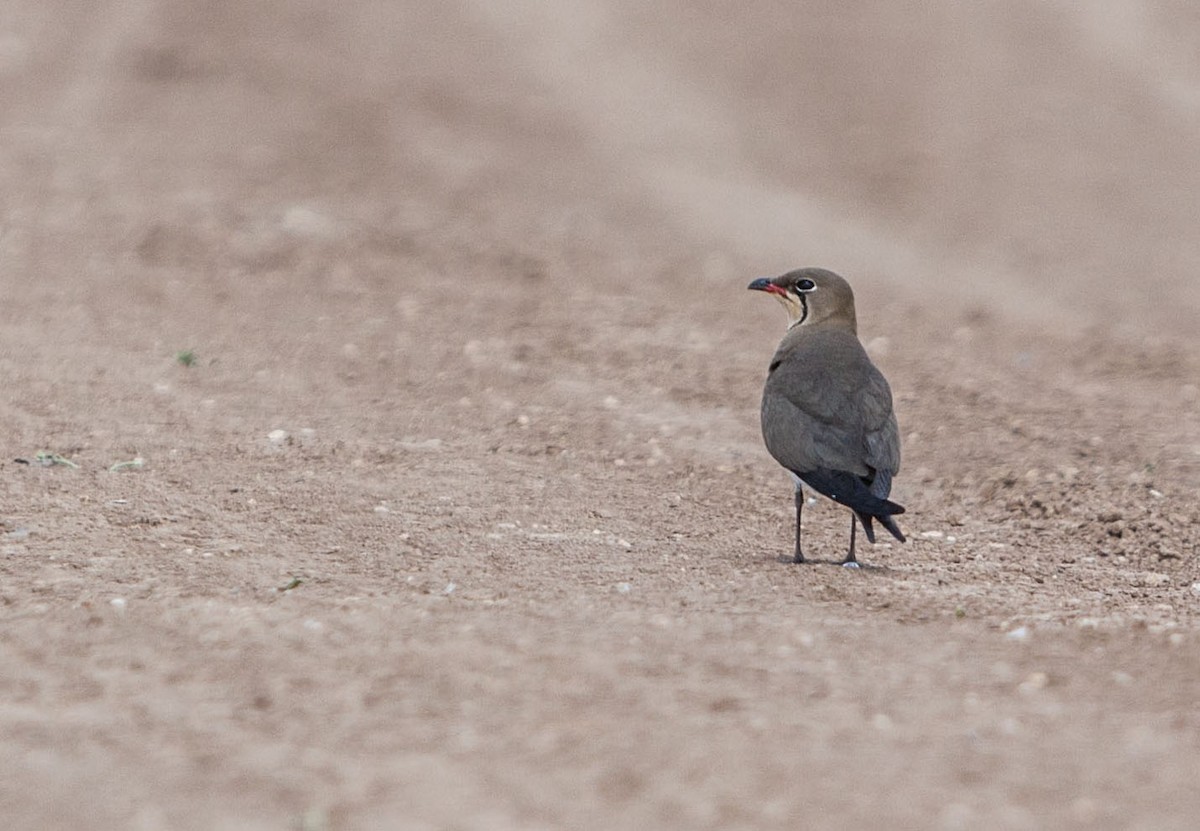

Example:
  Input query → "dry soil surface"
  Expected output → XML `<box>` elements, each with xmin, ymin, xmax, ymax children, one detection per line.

<box><xmin>2</xmin><ymin>3</ymin><xmax>1200</xmax><ymax>830</ymax></box>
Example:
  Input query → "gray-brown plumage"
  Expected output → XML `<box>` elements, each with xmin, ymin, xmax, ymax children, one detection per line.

<box><xmin>748</xmin><ymin>267</ymin><xmax>905</xmax><ymax>565</ymax></box>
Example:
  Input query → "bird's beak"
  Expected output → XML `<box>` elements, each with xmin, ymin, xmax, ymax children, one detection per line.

<box><xmin>748</xmin><ymin>277</ymin><xmax>785</xmax><ymax>296</ymax></box>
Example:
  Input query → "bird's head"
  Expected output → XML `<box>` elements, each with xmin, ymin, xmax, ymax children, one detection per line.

<box><xmin>748</xmin><ymin>268</ymin><xmax>857</xmax><ymax>333</ymax></box>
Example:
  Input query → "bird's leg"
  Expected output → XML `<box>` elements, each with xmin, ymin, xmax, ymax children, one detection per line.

<box><xmin>841</xmin><ymin>515</ymin><xmax>860</xmax><ymax>568</ymax></box>
<box><xmin>793</xmin><ymin>488</ymin><xmax>806</xmax><ymax>564</ymax></box>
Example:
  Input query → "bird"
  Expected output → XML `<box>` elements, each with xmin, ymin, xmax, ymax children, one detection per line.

<box><xmin>748</xmin><ymin>267</ymin><xmax>906</xmax><ymax>566</ymax></box>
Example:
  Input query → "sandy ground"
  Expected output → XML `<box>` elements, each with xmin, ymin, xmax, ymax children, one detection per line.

<box><xmin>2</xmin><ymin>2</ymin><xmax>1200</xmax><ymax>829</ymax></box>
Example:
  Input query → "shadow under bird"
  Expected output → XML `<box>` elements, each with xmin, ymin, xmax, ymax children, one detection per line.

<box><xmin>748</xmin><ymin>268</ymin><xmax>906</xmax><ymax>566</ymax></box>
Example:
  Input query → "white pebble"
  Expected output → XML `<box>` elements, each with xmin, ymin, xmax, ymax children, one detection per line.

<box><xmin>865</xmin><ymin>336</ymin><xmax>890</xmax><ymax>357</ymax></box>
<box><xmin>303</xmin><ymin>619</ymin><xmax>323</xmax><ymax>631</ymax></box>
<box><xmin>110</xmin><ymin>597</ymin><xmax>127</xmax><ymax>611</ymax></box>
<box><xmin>267</xmin><ymin>429</ymin><xmax>289</xmax><ymax>444</ymax></box>
<box><xmin>1006</xmin><ymin>626</ymin><xmax>1029</xmax><ymax>641</ymax></box>
<box><xmin>280</xmin><ymin>205</ymin><xmax>334</xmax><ymax>236</ymax></box>
<box><xmin>1190</xmin><ymin>582</ymin><xmax>1200</xmax><ymax>597</ymax></box>
<box><xmin>1137</xmin><ymin>572</ymin><xmax>1172</xmax><ymax>588</ymax></box>
<box><xmin>1017</xmin><ymin>672</ymin><xmax>1048</xmax><ymax>694</ymax></box>
<box><xmin>398</xmin><ymin>438</ymin><xmax>443</xmax><ymax>452</ymax></box>
<box><xmin>615</xmin><ymin>582</ymin><xmax>632</xmax><ymax>594</ymax></box>
<box><xmin>920</xmin><ymin>530</ymin><xmax>944</xmax><ymax>539</ymax></box>
<box><xmin>443</xmin><ymin>582</ymin><xmax>456</xmax><ymax>595</ymax></box>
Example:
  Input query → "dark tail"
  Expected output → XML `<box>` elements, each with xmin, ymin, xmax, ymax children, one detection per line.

<box><xmin>858</xmin><ymin>509</ymin><xmax>906</xmax><ymax>544</ymax></box>
<box><xmin>795</xmin><ymin>467</ymin><xmax>906</xmax><ymax>544</ymax></box>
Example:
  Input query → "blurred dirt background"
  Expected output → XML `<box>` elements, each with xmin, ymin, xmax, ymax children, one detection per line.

<box><xmin>2</xmin><ymin>2</ymin><xmax>1200</xmax><ymax>829</ymax></box>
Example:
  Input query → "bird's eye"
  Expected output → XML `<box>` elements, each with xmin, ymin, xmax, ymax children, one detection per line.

<box><xmin>795</xmin><ymin>279</ymin><xmax>816</xmax><ymax>292</ymax></box>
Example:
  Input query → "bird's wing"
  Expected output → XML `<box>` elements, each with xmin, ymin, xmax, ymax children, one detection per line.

<box><xmin>865</xmin><ymin>411</ymin><xmax>902</xmax><ymax>493</ymax></box>
<box><xmin>761</xmin><ymin>330</ymin><xmax>900</xmax><ymax>487</ymax></box>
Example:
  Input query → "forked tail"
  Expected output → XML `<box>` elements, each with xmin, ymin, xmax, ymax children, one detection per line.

<box><xmin>795</xmin><ymin>466</ymin><xmax>906</xmax><ymax>545</ymax></box>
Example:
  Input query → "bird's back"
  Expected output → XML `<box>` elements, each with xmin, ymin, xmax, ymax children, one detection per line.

<box><xmin>760</xmin><ymin>326</ymin><xmax>900</xmax><ymax>493</ymax></box>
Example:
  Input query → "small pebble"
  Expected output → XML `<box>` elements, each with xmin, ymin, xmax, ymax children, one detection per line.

<box><xmin>110</xmin><ymin>597</ymin><xmax>127</xmax><ymax>611</ymax></box>
<box><xmin>1018</xmin><ymin>672</ymin><xmax>1048</xmax><ymax>694</ymax></box>
<box><xmin>1006</xmin><ymin>626</ymin><xmax>1030</xmax><ymax>641</ymax></box>
<box><xmin>281</xmin><ymin>205</ymin><xmax>334</xmax><ymax>236</ymax></box>
<box><xmin>1137</xmin><ymin>572</ymin><xmax>1171</xmax><ymax>588</ymax></box>
<box><xmin>267</xmin><ymin>429</ymin><xmax>288</xmax><ymax>444</ymax></box>
<box><xmin>866</xmin><ymin>336</ymin><xmax>890</xmax><ymax>357</ymax></box>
